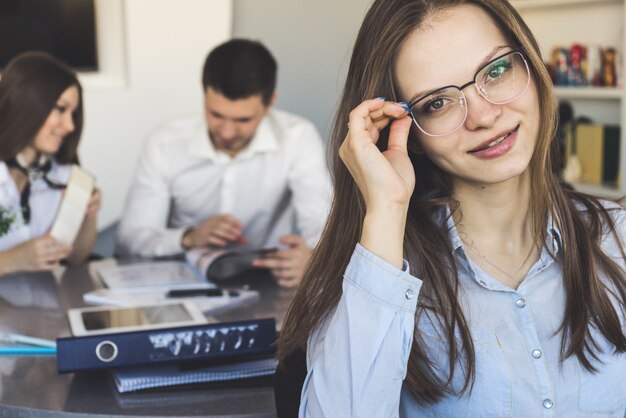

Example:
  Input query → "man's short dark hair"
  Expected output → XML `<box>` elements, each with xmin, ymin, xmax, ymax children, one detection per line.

<box><xmin>202</xmin><ymin>39</ymin><xmax>277</xmax><ymax>105</ymax></box>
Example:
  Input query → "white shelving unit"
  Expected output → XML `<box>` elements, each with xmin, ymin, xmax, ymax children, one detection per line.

<box><xmin>554</xmin><ymin>87</ymin><xmax>623</xmax><ymax>100</ymax></box>
<box><xmin>511</xmin><ymin>0</ymin><xmax>626</xmax><ymax>198</ymax></box>
<box><xmin>513</xmin><ymin>0</ymin><xmax>621</xmax><ymax>11</ymax></box>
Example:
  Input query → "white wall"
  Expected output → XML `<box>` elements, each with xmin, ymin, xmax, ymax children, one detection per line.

<box><xmin>79</xmin><ymin>0</ymin><xmax>232</xmax><ymax>228</ymax></box>
<box><xmin>233</xmin><ymin>0</ymin><xmax>373</xmax><ymax>140</ymax></box>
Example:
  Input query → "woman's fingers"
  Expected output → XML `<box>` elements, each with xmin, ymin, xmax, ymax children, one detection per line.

<box><xmin>348</xmin><ymin>98</ymin><xmax>409</xmax><ymax>143</ymax></box>
<box><xmin>387</xmin><ymin>116</ymin><xmax>413</xmax><ymax>154</ymax></box>
<box><xmin>368</xmin><ymin>102</ymin><xmax>410</xmax><ymax>123</ymax></box>
<box><xmin>45</xmin><ymin>242</ymin><xmax>71</xmax><ymax>261</ymax></box>
<box><xmin>348</xmin><ymin>97</ymin><xmax>385</xmax><ymax>132</ymax></box>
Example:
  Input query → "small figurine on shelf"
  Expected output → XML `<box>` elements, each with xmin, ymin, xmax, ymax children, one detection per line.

<box><xmin>569</xmin><ymin>44</ymin><xmax>587</xmax><ymax>86</ymax></box>
<box><xmin>552</xmin><ymin>47</ymin><xmax>571</xmax><ymax>86</ymax></box>
<box><xmin>601</xmin><ymin>47</ymin><xmax>617</xmax><ymax>87</ymax></box>
<box><xmin>587</xmin><ymin>46</ymin><xmax>603</xmax><ymax>86</ymax></box>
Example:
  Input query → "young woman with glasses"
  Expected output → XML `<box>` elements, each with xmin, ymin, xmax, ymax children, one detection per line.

<box><xmin>278</xmin><ymin>0</ymin><xmax>626</xmax><ymax>415</ymax></box>
<box><xmin>0</xmin><ymin>52</ymin><xmax>101</xmax><ymax>276</ymax></box>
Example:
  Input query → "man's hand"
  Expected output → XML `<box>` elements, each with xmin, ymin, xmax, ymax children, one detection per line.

<box><xmin>252</xmin><ymin>235</ymin><xmax>312</xmax><ymax>288</ymax></box>
<box><xmin>0</xmin><ymin>234</ymin><xmax>72</xmax><ymax>275</ymax></box>
<box><xmin>181</xmin><ymin>214</ymin><xmax>248</xmax><ymax>249</ymax></box>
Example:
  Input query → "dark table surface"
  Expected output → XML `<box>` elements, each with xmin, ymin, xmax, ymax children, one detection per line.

<box><xmin>0</xmin><ymin>263</ymin><xmax>297</xmax><ymax>417</ymax></box>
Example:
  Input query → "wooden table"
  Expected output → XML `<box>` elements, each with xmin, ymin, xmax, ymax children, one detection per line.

<box><xmin>0</xmin><ymin>263</ymin><xmax>296</xmax><ymax>417</ymax></box>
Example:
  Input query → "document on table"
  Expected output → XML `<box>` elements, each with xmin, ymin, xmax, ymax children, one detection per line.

<box><xmin>82</xmin><ymin>286</ymin><xmax>260</xmax><ymax>315</ymax></box>
<box><xmin>92</xmin><ymin>260</ymin><xmax>208</xmax><ymax>290</ymax></box>
<box><xmin>50</xmin><ymin>165</ymin><xmax>94</xmax><ymax>245</ymax></box>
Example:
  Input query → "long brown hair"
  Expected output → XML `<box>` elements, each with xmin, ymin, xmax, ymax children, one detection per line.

<box><xmin>0</xmin><ymin>51</ymin><xmax>83</xmax><ymax>164</ymax></box>
<box><xmin>279</xmin><ymin>0</ymin><xmax>626</xmax><ymax>404</ymax></box>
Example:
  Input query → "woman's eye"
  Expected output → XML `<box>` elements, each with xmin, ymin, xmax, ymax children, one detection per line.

<box><xmin>423</xmin><ymin>97</ymin><xmax>450</xmax><ymax>113</ymax></box>
<box><xmin>54</xmin><ymin>104</ymin><xmax>67</xmax><ymax>113</ymax></box>
<box><xmin>429</xmin><ymin>99</ymin><xmax>444</xmax><ymax>111</ymax></box>
<box><xmin>485</xmin><ymin>60</ymin><xmax>512</xmax><ymax>81</ymax></box>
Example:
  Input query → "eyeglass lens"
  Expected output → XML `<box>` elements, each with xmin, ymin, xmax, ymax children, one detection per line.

<box><xmin>410</xmin><ymin>51</ymin><xmax>529</xmax><ymax>136</ymax></box>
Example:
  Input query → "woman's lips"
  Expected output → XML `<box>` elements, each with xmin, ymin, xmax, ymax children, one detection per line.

<box><xmin>468</xmin><ymin>125</ymin><xmax>519</xmax><ymax>159</ymax></box>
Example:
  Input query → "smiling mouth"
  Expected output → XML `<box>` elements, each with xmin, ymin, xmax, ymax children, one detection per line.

<box><xmin>469</xmin><ymin>125</ymin><xmax>519</xmax><ymax>153</ymax></box>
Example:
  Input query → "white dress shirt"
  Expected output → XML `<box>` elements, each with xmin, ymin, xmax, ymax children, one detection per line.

<box><xmin>0</xmin><ymin>161</ymin><xmax>71</xmax><ymax>252</ymax></box>
<box><xmin>117</xmin><ymin>109</ymin><xmax>332</xmax><ymax>258</ymax></box>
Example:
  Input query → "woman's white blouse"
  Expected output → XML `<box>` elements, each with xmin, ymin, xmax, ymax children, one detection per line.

<box><xmin>0</xmin><ymin>161</ymin><xmax>71</xmax><ymax>252</ymax></box>
<box><xmin>301</xmin><ymin>203</ymin><xmax>626</xmax><ymax>418</ymax></box>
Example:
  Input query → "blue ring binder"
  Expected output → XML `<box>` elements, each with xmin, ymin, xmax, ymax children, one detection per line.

<box><xmin>57</xmin><ymin>318</ymin><xmax>276</xmax><ymax>374</ymax></box>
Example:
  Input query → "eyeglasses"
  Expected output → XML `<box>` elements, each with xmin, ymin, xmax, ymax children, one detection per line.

<box><xmin>407</xmin><ymin>48</ymin><xmax>530</xmax><ymax>137</ymax></box>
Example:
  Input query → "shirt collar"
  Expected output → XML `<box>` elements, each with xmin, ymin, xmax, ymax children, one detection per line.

<box><xmin>443</xmin><ymin>205</ymin><xmax>563</xmax><ymax>254</ymax></box>
<box><xmin>0</xmin><ymin>163</ymin><xmax>9</xmax><ymax>186</ymax></box>
<box><xmin>187</xmin><ymin>112</ymin><xmax>279</xmax><ymax>163</ymax></box>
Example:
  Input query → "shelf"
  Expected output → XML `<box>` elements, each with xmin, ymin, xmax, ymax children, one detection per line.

<box><xmin>553</xmin><ymin>87</ymin><xmax>623</xmax><ymax>100</ymax></box>
<box><xmin>572</xmin><ymin>182</ymin><xmax>625</xmax><ymax>199</ymax></box>
<box><xmin>511</xmin><ymin>0</ymin><xmax>622</xmax><ymax>11</ymax></box>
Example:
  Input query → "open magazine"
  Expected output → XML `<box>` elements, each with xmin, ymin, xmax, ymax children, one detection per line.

<box><xmin>185</xmin><ymin>247</ymin><xmax>278</xmax><ymax>282</ymax></box>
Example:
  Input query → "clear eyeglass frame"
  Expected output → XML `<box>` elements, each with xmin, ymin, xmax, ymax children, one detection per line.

<box><xmin>406</xmin><ymin>47</ymin><xmax>531</xmax><ymax>137</ymax></box>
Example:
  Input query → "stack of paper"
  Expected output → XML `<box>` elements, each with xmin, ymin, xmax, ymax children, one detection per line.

<box><xmin>93</xmin><ymin>260</ymin><xmax>207</xmax><ymax>290</ymax></box>
<box><xmin>111</xmin><ymin>358</ymin><xmax>277</xmax><ymax>393</ymax></box>
<box><xmin>82</xmin><ymin>286</ymin><xmax>260</xmax><ymax>315</ymax></box>
<box><xmin>86</xmin><ymin>260</ymin><xmax>260</xmax><ymax>315</ymax></box>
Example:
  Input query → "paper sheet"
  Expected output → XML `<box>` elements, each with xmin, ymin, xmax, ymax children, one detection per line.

<box><xmin>50</xmin><ymin>165</ymin><xmax>94</xmax><ymax>245</ymax></box>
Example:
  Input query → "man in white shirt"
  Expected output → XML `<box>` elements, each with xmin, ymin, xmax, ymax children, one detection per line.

<box><xmin>116</xmin><ymin>39</ymin><xmax>331</xmax><ymax>287</ymax></box>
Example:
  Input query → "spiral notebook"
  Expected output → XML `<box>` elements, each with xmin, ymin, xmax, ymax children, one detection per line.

<box><xmin>111</xmin><ymin>358</ymin><xmax>277</xmax><ymax>393</ymax></box>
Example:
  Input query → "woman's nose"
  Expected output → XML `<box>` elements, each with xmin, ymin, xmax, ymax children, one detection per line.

<box><xmin>62</xmin><ymin>113</ymin><xmax>75</xmax><ymax>133</ymax></box>
<box><xmin>463</xmin><ymin>87</ymin><xmax>502</xmax><ymax>131</ymax></box>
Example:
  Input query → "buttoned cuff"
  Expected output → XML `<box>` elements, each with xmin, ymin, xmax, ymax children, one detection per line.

<box><xmin>344</xmin><ymin>243</ymin><xmax>422</xmax><ymax>312</ymax></box>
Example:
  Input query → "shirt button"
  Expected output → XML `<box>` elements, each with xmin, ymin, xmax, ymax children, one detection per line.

<box><xmin>532</xmin><ymin>349</ymin><xmax>542</xmax><ymax>359</ymax></box>
<box><xmin>405</xmin><ymin>289</ymin><xmax>414</xmax><ymax>300</ymax></box>
<box><xmin>543</xmin><ymin>399</ymin><xmax>553</xmax><ymax>409</ymax></box>
<box><xmin>516</xmin><ymin>298</ymin><xmax>526</xmax><ymax>308</ymax></box>
<box><xmin>479</xmin><ymin>280</ymin><xmax>487</xmax><ymax>287</ymax></box>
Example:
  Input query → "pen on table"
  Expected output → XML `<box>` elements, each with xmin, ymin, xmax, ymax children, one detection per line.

<box><xmin>0</xmin><ymin>346</ymin><xmax>57</xmax><ymax>356</ymax></box>
<box><xmin>167</xmin><ymin>288</ymin><xmax>240</xmax><ymax>298</ymax></box>
<box><xmin>0</xmin><ymin>333</ymin><xmax>56</xmax><ymax>348</ymax></box>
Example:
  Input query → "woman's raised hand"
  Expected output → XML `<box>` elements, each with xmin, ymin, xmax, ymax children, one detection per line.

<box><xmin>339</xmin><ymin>98</ymin><xmax>414</xmax><ymax>268</ymax></box>
<box><xmin>339</xmin><ymin>97</ymin><xmax>415</xmax><ymax>212</ymax></box>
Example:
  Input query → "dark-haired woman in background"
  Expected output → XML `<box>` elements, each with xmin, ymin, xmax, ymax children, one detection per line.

<box><xmin>278</xmin><ymin>0</ymin><xmax>626</xmax><ymax>416</ymax></box>
<box><xmin>0</xmin><ymin>51</ymin><xmax>100</xmax><ymax>276</ymax></box>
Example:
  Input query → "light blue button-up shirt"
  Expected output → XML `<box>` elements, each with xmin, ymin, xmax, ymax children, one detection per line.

<box><xmin>301</xmin><ymin>205</ymin><xmax>626</xmax><ymax>417</ymax></box>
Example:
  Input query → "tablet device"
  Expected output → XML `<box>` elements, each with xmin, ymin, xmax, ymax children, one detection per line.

<box><xmin>67</xmin><ymin>301</ymin><xmax>207</xmax><ymax>337</ymax></box>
